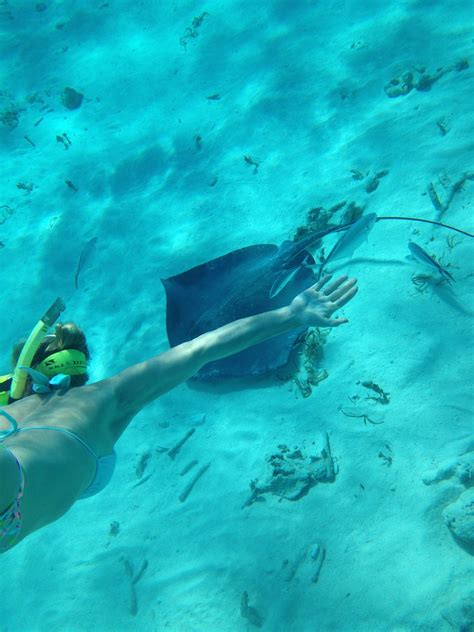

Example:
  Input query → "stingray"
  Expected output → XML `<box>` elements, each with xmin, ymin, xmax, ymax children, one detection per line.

<box><xmin>162</xmin><ymin>215</ymin><xmax>473</xmax><ymax>380</ymax></box>
<box><xmin>161</xmin><ymin>230</ymin><xmax>334</xmax><ymax>380</ymax></box>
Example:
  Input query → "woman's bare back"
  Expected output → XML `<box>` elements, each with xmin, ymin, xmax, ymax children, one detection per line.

<box><xmin>0</xmin><ymin>383</ymin><xmax>123</xmax><ymax>541</ymax></box>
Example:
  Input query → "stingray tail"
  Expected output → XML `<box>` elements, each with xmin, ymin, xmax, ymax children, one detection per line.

<box><xmin>377</xmin><ymin>216</ymin><xmax>474</xmax><ymax>238</ymax></box>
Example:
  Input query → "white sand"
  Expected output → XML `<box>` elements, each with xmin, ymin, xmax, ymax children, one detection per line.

<box><xmin>0</xmin><ymin>1</ymin><xmax>473</xmax><ymax>630</ymax></box>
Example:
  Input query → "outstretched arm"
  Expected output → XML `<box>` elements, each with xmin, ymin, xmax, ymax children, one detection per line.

<box><xmin>195</xmin><ymin>274</ymin><xmax>357</xmax><ymax>363</ymax></box>
<box><xmin>105</xmin><ymin>275</ymin><xmax>357</xmax><ymax>427</ymax></box>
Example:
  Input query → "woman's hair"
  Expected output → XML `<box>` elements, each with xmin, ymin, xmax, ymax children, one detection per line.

<box><xmin>11</xmin><ymin>321</ymin><xmax>90</xmax><ymax>388</ymax></box>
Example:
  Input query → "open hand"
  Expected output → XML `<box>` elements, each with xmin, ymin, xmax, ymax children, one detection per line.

<box><xmin>289</xmin><ymin>275</ymin><xmax>358</xmax><ymax>328</ymax></box>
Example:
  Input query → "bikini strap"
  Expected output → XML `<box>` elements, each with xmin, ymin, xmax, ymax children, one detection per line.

<box><xmin>0</xmin><ymin>410</ymin><xmax>18</xmax><ymax>440</ymax></box>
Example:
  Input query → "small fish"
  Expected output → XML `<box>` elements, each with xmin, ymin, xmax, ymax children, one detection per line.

<box><xmin>318</xmin><ymin>213</ymin><xmax>377</xmax><ymax>278</ymax></box>
<box><xmin>74</xmin><ymin>237</ymin><xmax>97</xmax><ymax>289</ymax></box>
<box><xmin>407</xmin><ymin>241</ymin><xmax>455</xmax><ymax>282</ymax></box>
<box><xmin>269</xmin><ymin>227</ymin><xmax>342</xmax><ymax>298</ymax></box>
<box><xmin>270</xmin><ymin>264</ymin><xmax>303</xmax><ymax>299</ymax></box>
<box><xmin>270</xmin><ymin>219</ymin><xmax>373</xmax><ymax>298</ymax></box>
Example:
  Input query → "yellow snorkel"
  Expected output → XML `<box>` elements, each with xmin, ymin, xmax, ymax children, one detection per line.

<box><xmin>9</xmin><ymin>297</ymin><xmax>66</xmax><ymax>401</ymax></box>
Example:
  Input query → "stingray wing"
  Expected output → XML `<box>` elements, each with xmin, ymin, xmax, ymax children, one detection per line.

<box><xmin>162</xmin><ymin>245</ymin><xmax>278</xmax><ymax>345</ymax></box>
<box><xmin>162</xmin><ymin>243</ymin><xmax>313</xmax><ymax>378</ymax></box>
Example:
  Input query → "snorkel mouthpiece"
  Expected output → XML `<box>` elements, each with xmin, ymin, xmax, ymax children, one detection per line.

<box><xmin>18</xmin><ymin>367</ymin><xmax>72</xmax><ymax>394</ymax></box>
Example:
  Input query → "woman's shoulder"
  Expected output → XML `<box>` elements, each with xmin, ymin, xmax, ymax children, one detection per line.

<box><xmin>1</xmin><ymin>395</ymin><xmax>45</xmax><ymax>425</ymax></box>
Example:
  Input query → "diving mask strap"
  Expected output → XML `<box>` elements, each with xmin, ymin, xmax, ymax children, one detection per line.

<box><xmin>18</xmin><ymin>367</ymin><xmax>71</xmax><ymax>394</ymax></box>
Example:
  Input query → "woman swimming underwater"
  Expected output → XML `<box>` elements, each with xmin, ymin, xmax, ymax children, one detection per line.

<box><xmin>0</xmin><ymin>274</ymin><xmax>357</xmax><ymax>553</ymax></box>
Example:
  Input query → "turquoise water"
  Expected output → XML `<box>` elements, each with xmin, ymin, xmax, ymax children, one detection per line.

<box><xmin>1</xmin><ymin>1</ymin><xmax>473</xmax><ymax>630</ymax></box>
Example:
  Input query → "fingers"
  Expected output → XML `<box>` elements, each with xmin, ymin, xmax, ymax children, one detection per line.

<box><xmin>312</xmin><ymin>274</ymin><xmax>333</xmax><ymax>292</ymax></box>
<box><xmin>308</xmin><ymin>275</ymin><xmax>358</xmax><ymax>326</ymax></box>
<box><xmin>311</xmin><ymin>274</ymin><xmax>352</xmax><ymax>293</ymax></box>
<box><xmin>335</xmin><ymin>283</ymin><xmax>358</xmax><ymax>309</ymax></box>
<box><xmin>322</xmin><ymin>275</ymin><xmax>350</xmax><ymax>296</ymax></box>
<box><xmin>326</xmin><ymin>277</ymin><xmax>357</xmax><ymax>303</ymax></box>
<box><xmin>326</xmin><ymin>317</ymin><xmax>349</xmax><ymax>327</ymax></box>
